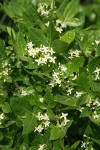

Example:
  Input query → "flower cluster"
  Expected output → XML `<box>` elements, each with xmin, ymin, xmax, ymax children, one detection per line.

<box><xmin>0</xmin><ymin>113</ymin><xmax>4</xmax><ymax>125</ymax></box>
<box><xmin>86</xmin><ymin>97</ymin><xmax>100</xmax><ymax>119</ymax></box>
<box><xmin>58</xmin><ymin>112</ymin><xmax>70</xmax><ymax>127</ymax></box>
<box><xmin>34</xmin><ymin>112</ymin><xmax>50</xmax><ymax>133</ymax></box>
<box><xmin>49</xmin><ymin>63</ymin><xmax>67</xmax><ymax>87</ymax></box>
<box><xmin>37</xmin><ymin>3</ymin><xmax>50</xmax><ymax>17</ymax></box>
<box><xmin>66</xmin><ymin>85</ymin><xmax>83</xmax><ymax>97</ymax></box>
<box><xmin>55</xmin><ymin>19</ymin><xmax>67</xmax><ymax>33</ymax></box>
<box><xmin>68</xmin><ymin>49</ymin><xmax>81</xmax><ymax>59</ymax></box>
<box><xmin>94</xmin><ymin>67</ymin><xmax>100</xmax><ymax>80</ymax></box>
<box><xmin>27</xmin><ymin>42</ymin><xmax>56</xmax><ymax>65</ymax></box>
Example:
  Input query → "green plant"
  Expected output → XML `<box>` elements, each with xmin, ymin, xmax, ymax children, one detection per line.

<box><xmin>0</xmin><ymin>0</ymin><xmax>100</xmax><ymax>149</ymax></box>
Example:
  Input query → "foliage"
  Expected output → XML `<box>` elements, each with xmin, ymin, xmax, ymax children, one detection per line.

<box><xmin>0</xmin><ymin>0</ymin><xmax>100</xmax><ymax>149</ymax></box>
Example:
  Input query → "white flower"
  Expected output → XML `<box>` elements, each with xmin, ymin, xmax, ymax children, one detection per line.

<box><xmin>39</xmin><ymin>97</ymin><xmax>44</xmax><ymax>103</ymax></box>
<box><xmin>42</xmin><ymin>113</ymin><xmax>50</xmax><ymax>121</ymax></box>
<box><xmin>38</xmin><ymin>144</ymin><xmax>46</xmax><ymax>150</ymax></box>
<box><xmin>76</xmin><ymin>91</ymin><xmax>83</xmax><ymax>97</ymax></box>
<box><xmin>45</xmin><ymin>21</ymin><xmax>50</xmax><ymax>27</ymax></box>
<box><xmin>37</xmin><ymin>3</ymin><xmax>49</xmax><ymax>16</ymax></box>
<box><xmin>35</xmin><ymin>58</ymin><xmax>43</xmax><ymax>65</ymax></box>
<box><xmin>55</xmin><ymin>78</ymin><xmax>62</xmax><ymax>85</ymax></box>
<box><xmin>60</xmin><ymin>65</ymin><xmax>67</xmax><ymax>72</ymax></box>
<box><xmin>61</xmin><ymin>22</ymin><xmax>67</xmax><ymax>28</ymax></box>
<box><xmin>93</xmin><ymin>111</ymin><xmax>99</xmax><ymax>119</ymax></box>
<box><xmin>95</xmin><ymin>40</ymin><xmax>100</xmax><ymax>45</ymax></box>
<box><xmin>44</xmin><ymin>120</ymin><xmax>50</xmax><ymax>128</ymax></box>
<box><xmin>52</xmin><ymin>72</ymin><xmax>59</xmax><ymax>78</ymax></box>
<box><xmin>34</xmin><ymin>124</ymin><xmax>44</xmax><ymax>133</ymax></box>
<box><xmin>49</xmin><ymin>56</ymin><xmax>56</xmax><ymax>63</ymax></box>
<box><xmin>94</xmin><ymin>67</ymin><xmax>100</xmax><ymax>80</ymax></box>
<box><xmin>60</xmin><ymin>113</ymin><xmax>68</xmax><ymax>120</ymax></box>
<box><xmin>68</xmin><ymin>49</ymin><xmax>81</xmax><ymax>59</ymax></box>
<box><xmin>81</xmin><ymin>141</ymin><xmax>86</xmax><ymax>148</ymax></box>
<box><xmin>67</xmin><ymin>88</ymin><xmax>73</xmax><ymax>95</ymax></box>
<box><xmin>93</xmin><ymin>99</ymin><xmax>100</xmax><ymax>107</ymax></box>
<box><xmin>60</xmin><ymin>119</ymin><xmax>69</xmax><ymax>127</ymax></box>
<box><xmin>27</xmin><ymin>41</ymin><xmax>34</xmax><ymax>50</ymax></box>
<box><xmin>55</xmin><ymin>26</ymin><xmax>63</xmax><ymax>34</ymax></box>
<box><xmin>21</xmin><ymin>90</ymin><xmax>28</xmax><ymax>96</ymax></box>
<box><xmin>0</xmin><ymin>113</ymin><xmax>4</xmax><ymax>120</ymax></box>
<box><xmin>78</xmin><ymin>107</ymin><xmax>84</xmax><ymax>112</ymax></box>
<box><xmin>59</xmin><ymin>113</ymin><xmax>70</xmax><ymax>127</ymax></box>
<box><xmin>94</xmin><ymin>67</ymin><xmax>100</xmax><ymax>75</ymax></box>
<box><xmin>36</xmin><ymin>112</ymin><xmax>44</xmax><ymax>121</ymax></box>
<box><xmin>55</xmin><ymin>19</ymin><xmax>66</xmax><ymax>33</ymax></box>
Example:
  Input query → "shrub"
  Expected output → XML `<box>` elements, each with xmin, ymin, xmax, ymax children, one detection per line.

<box><xmin>0</xmin><ymin>0</ymin><xmax>100</xmax><ymax>149</ymax></box>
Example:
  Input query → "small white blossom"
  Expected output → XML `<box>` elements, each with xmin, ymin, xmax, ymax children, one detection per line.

<box><xmin>60</xmin><ymin>65</ymin><xmax>67</xmax><ymax>72</ymax></box>
<box><xmin>81</xmin><ymin>141</ymin><xmax>86</xmax><ymax>148</ymax></box>
<box><xmin>39</xmin><ymin>97</ymin><xmax>44</xmax><ymax>103</ymax></box>
<box><xmin>94</xmin><ymin>67</ymin><xmax>100</xmax><ymax>74</ymax></box>
<box><xmin>55</xmin><ymin>19</ymin><xmax>67</xmax><ymax>33</ymax></box>
<box><xmin>38</xmin><ymin>144</ymin><xmax>46</xmax><ymax>150</ymax></box>
<box><xmin>45</xmin><ymin>21</ymin><xmax>50</xmax><ymax>27</ymax></box>
<box><xmin>94</xmin><ymin>67</ymin><xmax>100</xmax><ymax>80</ymax></box>
<box><xmin>27</xmin><ymin>41</ymin><xmax>34</xmax><ymax>50</ymax></box>
<box><xmin>60</xmin><ymin>113</ymin><xmax>68</xmax><ymax>120</ymax></box>
<box><xmin>37</xmin><ymin>3</ymin><xmax>49</xmax><ymax>16</ymax></box>
<box><xmin>59</xmin><ymin>112</ymin><xmax>70</xmax><ymax>127</ymax></box>
<box><xmin>68</xmin><ymin>49</ymin><xmax>81</xmax><ymax>59</ymax></box>
<box><xmin>0</xmin><ymin>113</ymin><xmax>4</xmax><ymax>120</ymax></box>
<box><xmin>95</xmin><ymin>40</ymin><xmax>100</xmax><ymax>45</ymax></box>
<box><xmin>93</xmin><ymin>111</ymin><xmax>99</xmax><ymax>119</ymax></box>
<box><xmin>44</xmin><ymin>120</ymin><xmax>50</xmax><ymax>128</ymax></box>
<box><xmin>67</xmin><ymin>88</ymin><xmax>73</xmax><ymax>95</ymax></box>
<box><xmin>36</xmin><ymin>112</ymin><xmax>44</xmax><ymax>121</ymax></box>
<box><xmin>42</xmin><ymin>113</ymin><xmax>50</xmax><ymax>121</ymax></box>
<box><xmin>93</xmin><ymin>99</ymin><xmax>100</xmax><ymax>107</ymax></box>
<box><xmin>34</xmin><ymin>124</ymin><xmax>44</xmax><ymax>133</ymax></box>
<box><xmin>55</xmin><ymin>26</ymin><xmax>63</xmax><ymax>34</ymax></box>
<box><xmin>21</xmin><ymin>90</ymin><xmax>28</xmax><ymax>96</ymax></box>
<box><xmin>76</xmin><ymin>91</ymin><xmax>83</xmax><ymax>97</ymax></box>
<box><xmin>78</xmin><ymin>107</ymin><xmax>84</xmax><ymax>112</ymax></box>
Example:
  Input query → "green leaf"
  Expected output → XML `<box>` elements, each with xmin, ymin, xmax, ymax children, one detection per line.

<box><xmin>0</xmin><ymin>132</ymin><xmax>3</xmax><ymax>141</ymax></box>
<box><xmin>29</xmin><ymin>28</ymin><xmax>48</xmax><ymax>46</ymax></box>
<box><xmin>3</xmin><ymin>1</ymin><xmax>23</xmax><ymax>19</ymax></box>
<box><xmin>51</xmin><ymin>39</ymin><xmax>68</xmax><ymax>54</ymax></box>
<box><xmin>14</xmin><ymin>32</ymin><xmax>28</xmax><ymax>61</ymax></box>
<box><xmin>63</xmin><ymin>0</ymin><xmax>79</xmax><ymax>21</ymax></box>
<box><xmin>77</xmin><ymin>95</ymin><xmax>88</xmax><ymax>106</ymax></box>
<box><xmin>50</xmin><ymin>126</ymin><xmax>65</xmax><ymax>140</ymax></box>
<box><xmin>91</xmin><ymin>138</ymin><xmax>100</xmax><ymax>146</ymax></box>
<box><xmin>47</xmin><ymin>22</ymin><xmax>58</xmax><ymax>44</ymax></box>
<box><xmin>54</xmin><ymin>94</ymin><xmax>78</xmax><ymax>106</ymax></box>
<box><xmin>88</xmin><ymin>56</ymin><xmax>100</xmax><ymax>72</ymax></box>
<box><xmin>71</xmin><ymin>140</ymin><xmax>80</xmax><ymax>149</ymax></box>
<box><xmin>60</xmin><ymin>30</ymin><xmax>75</xmax><ymax>44</ymax></box>
<box><xmin>80</xmin><ymin>107</ymin><xmax>91</xmax><ymax>118</ymax></box>
<box><xmin>67</xmin><ymin>56</ymin><xmax>85</xmax><ymax>73</ymax></box>
<box><xmin>66</xmin><ymin>17</ymin><xmax>85</xmax><ymax>27</ymax></box>
<box><xmin>84</xmin><ymin>125</ymin><xmax>93</xmax><ymax>137</ymax></box>
<box><xmin>0</xmin><ymin>40</ymin><xmax>6</xmax><ymax>59</ymax></box>
<box><xmin>10</xmin><ymin>97</ymin><xmax>32</xmax><ymax>116</ymax></box>
<box><xmin>23</xmin><ymin>113</ymin><xmax>37</xmax><ymax>134</ymax></box>
<box><xmin>2</xmin><ymin>102</ymin><xmax>11</xmax><ymax>113</ymax></box>
<box><xmin>56</xmin><ymin>0</ymin><xmax>69</xmax><ymax>20</ymax></box>
<box><xmin>7</xmin><ymin>27</ymin><xmax>16</xmax><ymax>40</ymax></box>
<box><xmin>76</xmin><ymin>72</ymin><xmax>90</xmax><ymax>92</ymax></box>
<box><xmin>90</xmin><ymin>81</ymin><xmax>100</xmax><ymax>92</ymax></box>
<box><xmin>89</xmin><ymin>116</ymin><xmax>100</xmax><ymax>126</ymax></box>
